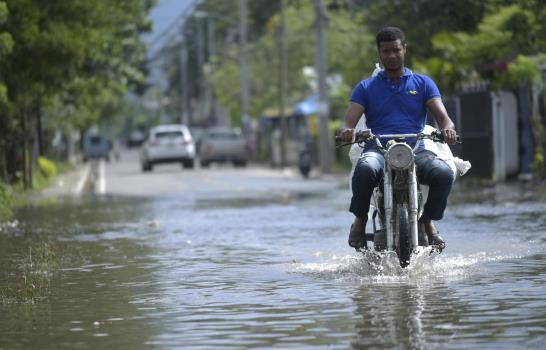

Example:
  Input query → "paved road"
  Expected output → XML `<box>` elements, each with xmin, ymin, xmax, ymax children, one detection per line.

<box><xmin>100</xmin><ymin>149</ymin><xmax>344</xmax><ymax>198</ymax></box>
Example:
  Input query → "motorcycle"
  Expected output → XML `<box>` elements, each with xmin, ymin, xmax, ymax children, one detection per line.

<box><xmin>337</xmin><ymin>129</ymin><xmax>460</xmax><ymax>268</ymax></box>
<box><xmin>298</xmin><ymin>146</ymin><xmax>312</xmax><ymax>179</ymax></box>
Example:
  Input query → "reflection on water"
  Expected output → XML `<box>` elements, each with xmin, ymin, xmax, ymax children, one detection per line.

<box><xmin>1</xmin><ymin>184</ymin><xmax>545</xmax><ymax>349</ymax></box>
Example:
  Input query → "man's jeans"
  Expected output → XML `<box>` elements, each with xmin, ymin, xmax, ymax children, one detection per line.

<box><xmin>350</xmin><ymin>149</ymin><xmax>454</xmax><ymax>221</ymax></box>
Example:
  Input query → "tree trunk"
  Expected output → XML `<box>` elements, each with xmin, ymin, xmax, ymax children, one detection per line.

<box><xmin>36</xmin><ymin>106</ymin><xmax>43</xmax><ymax>156</ymax></box>
<box><xmin>23</xmin><ymin>111</ymin><xmax>29</xmax><ymax>189</ymax></box>
<box><xmin>21</xmin><ymin>108</ymin><xmax>33</xmax><ymax>190</ymax></box>
<box><xmin>0</xmin><ymin>145</ymin><xmax>6</xmax><ymax>183</ymax></box>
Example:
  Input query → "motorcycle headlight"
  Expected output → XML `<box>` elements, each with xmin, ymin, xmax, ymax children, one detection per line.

<box><xmin>385</xmin><ymin>143</ymin><xmax>414</xmax><ymax>170</ymax></box>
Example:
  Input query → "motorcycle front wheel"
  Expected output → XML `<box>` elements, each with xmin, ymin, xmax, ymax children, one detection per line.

<box><xmin>396</xmin><ymin>203</ymin><xmax>411</xmax><ymax>268</ymax></box>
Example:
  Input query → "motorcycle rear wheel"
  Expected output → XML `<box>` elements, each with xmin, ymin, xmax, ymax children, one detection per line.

<box><xmin>396</xmin><ymin>203</ymin><xmax>411</xmax><ymax>268</ymax></box>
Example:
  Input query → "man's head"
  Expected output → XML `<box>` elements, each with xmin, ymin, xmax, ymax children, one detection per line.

<box><xmin>376</xmin><ymin>27</ymin><xmax>406</xmax><ymax>73</ymax></box>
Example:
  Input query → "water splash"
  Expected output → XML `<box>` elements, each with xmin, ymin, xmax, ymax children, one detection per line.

<box><xmin>289</xmin><ymin>246</ymin><xmax>531</xmax><ymax>284</ymax></box>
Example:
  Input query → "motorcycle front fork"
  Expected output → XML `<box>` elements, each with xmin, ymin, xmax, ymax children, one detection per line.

<box><xmin>408</xmin><ymin>164</ymin><xmax>419</xmax><ymax>248</ymax></box>
<box><xmin>374</xmin><ymin>164</ymin><xmax>421</xmax><ymax>251</ymax></box>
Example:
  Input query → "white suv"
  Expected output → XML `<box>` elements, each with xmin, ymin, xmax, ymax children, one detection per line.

<box><xmin>140</xmin><ymin>124</ymin><xmax>195</xmax><ymax>171</ymax></box>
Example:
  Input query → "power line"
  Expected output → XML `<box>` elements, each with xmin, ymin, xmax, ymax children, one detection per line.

<box><xmin>147</xmin><ymin>0</ymin><xmax>202</xmax><ymax>57</ymax></box>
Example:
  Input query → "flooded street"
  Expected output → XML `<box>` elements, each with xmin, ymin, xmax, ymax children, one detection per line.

<box><xmin>1</xmin><ymin>156</ymin><xmax>545</xmax><ymax>349</ymax></box>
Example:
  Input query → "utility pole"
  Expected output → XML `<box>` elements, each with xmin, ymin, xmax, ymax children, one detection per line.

<box><xmin>179</xmin><ymin>37</ymin><xmax>189</xmax><ymax>125</ymax></box>
<box><xmin>239</xmin><ymin>0</ymin><xmax>250</xmax><ymax>126</ymax></box>
<box><xmin>205</xmin><ymin>17</ymin><xmax>216</xmax><ymax>125</ymax></box>
<box><xmin>197</xmin><ymin>18</ymin><xmax>205</xmax><ymax>124</ymax></box>
<box><xmin>278</xmin><ymin>0</ymin><xmax>288</xmax><ymax>167</ymax></box>
<box><xmin>313</xmin><ymin>0</ymin><xmax>332</xmax><ymax>173</ymax></box>
<box><xmin>207</xmin><ymin>17</ymin><xmax>215</xmax><ymax>61</ymax></box>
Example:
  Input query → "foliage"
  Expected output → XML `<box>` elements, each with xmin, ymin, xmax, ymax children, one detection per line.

<box><xmin>0</xmin><ymin>181</ymin><xmax>14</xmax><ymax>221</ymax></box>
<box><xmin>364</xmin><ymin>0</ymin><xmax>488</xmax><ymax>59</ymax></box>
<box><xmin>500</xmin><ymin>54</ymin><xmax>546</xmax><ymax>89</ymax></box>
<box><xmin>430</xmin><ymin>3</ymin><xmax>544</xmax><ymax>88</ymax></box>
<box><xmin>0</xmin><ymin>0</ymin><xmax>154</xmax><ymax>185</ymax></box>
<box><xmin>38</xmin><ymin>157</ymin><xmax>57</xmax><ymax>181</ymax></box>
<box><xmin>533</xmin><ymin>138</ymin><xmax>544</xmax><ymax>177</ymax></box>
<box><xmin>205</xmin><ymin>1</ymin><xmax>374</xmax><ymax>124</ymax></box>
<box><xmin>0</xmin><ymin>1</ymin><xmax>12</xmax><ymax>107</ymax></box>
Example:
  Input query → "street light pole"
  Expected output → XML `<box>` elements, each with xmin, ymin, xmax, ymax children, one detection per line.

<box><xmin>313</xmin><ymin>0</ymin><xmax>332</xmax><ymax>173</ymax></box>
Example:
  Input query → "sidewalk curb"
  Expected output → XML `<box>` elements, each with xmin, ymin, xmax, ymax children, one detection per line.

<box><xmin>74</xmin><ymin>163</ymin><xmax>91</xmax><ymax>195</ymax></box>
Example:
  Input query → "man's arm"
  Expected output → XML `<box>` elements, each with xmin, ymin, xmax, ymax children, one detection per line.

<box><xmin>426</xmin><ymin>98</ymin><xmax>457</xmax><ymax>144</ymax></box>
<box><xmin>339</xmin><ymin>102</ymin><xmax>365</xmax><ymax>142</ymax></box>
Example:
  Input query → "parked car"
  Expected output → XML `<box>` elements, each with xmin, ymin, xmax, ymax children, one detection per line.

<box><xmin>82</xmin><ymin>134</ymin><xmax>110</xmax><ymax>162</ymax></box>
<box><xmin>140</xmin><ymin>124</ymin><xmax>196</xmax><ymax>172</ymax></box>
<box><xmin>198</xmin><ymin>127</ymin><xmax>247</xmax><ymax>167</ymax></box>
<box><xmin>127</xmin><ymin>130</ymin><xmax>146</xmax><ymax>148</ymax></box>
<box><xmin>189</xmin><ymin>126</ymin><xmax>206</xmax><ymax>152</ymax></box>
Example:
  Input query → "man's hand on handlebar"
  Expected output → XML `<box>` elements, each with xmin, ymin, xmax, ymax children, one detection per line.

<box><xmin>338</xmin><ymin>128</ymin><xmax>355</xmax><ymax>143</ymax></box>
<box><xmin>441</xmin><ymin>129</ymin><xmax>458</xmax><ymax>145</ymax></box>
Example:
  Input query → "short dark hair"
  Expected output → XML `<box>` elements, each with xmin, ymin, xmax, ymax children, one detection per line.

<box><xmin>376</xmin><ymin>27</ymin><xmax>405</xmax><ymax>48</ymax></box>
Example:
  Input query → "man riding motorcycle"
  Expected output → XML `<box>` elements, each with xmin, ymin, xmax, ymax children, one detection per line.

<box><xmin>338</xmin><ymin>27</ymin><xmax>458</xmax><ymax>251</ymax></box>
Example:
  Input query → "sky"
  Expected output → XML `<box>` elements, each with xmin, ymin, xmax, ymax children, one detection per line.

<box><xmin>143</xmin><ymin>0</ymin><xmax>201</xmax><ymax>88</ymax></box>
<box><xmin>144</xmin><ymin>0</ymin><xmax>200</xmax><ymax>56</ymax></box>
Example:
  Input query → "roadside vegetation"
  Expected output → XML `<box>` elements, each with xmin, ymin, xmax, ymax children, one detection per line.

<box><xmin>0</xmin><ymin>1</ymin><xmax>155</xmax><ymax>221</ymax></box>
<box><xmin>0</xmin><ymin>156</ymin><xmax>75</xmax><ymax>221</ymax></box>
<box><xmin>0</xmin><ymin>182</ymin><xmax>13</xmax><ymax>221</ymax></box>
<box><xmin>0</xmin><ymin>2</ymin><xmax>153</xmax><ymax>182</ymax></box>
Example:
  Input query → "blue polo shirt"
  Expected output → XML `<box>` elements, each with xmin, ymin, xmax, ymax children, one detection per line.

<box><xmin>350</xmin><ymin>68</ymin><xmax>441</xmax><ymax>149</ymax></box>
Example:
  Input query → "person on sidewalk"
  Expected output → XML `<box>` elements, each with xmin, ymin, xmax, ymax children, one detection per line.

<box><xmin>338</xmin><ymin>26</ymin><xmax>458</xmax><ymax>251</ymax></box>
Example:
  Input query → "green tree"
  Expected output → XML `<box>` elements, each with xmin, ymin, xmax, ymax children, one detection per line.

<box><xmin>364</xmin><ymin>0</ymin><xmax>488</xmax><ymax>60</ymax></box>
<box><xmin>0</xmin><ymin>0</ymin><xmax>13</xmax><ymax>187</ymax></box>
<box><xmin>428</xmin><ymin>2</ymin><xmax>546</xmax><ymax>176</ymax></box>
<box><xmin>204</xmin><ymin>1</ymin><xmax>374</xmax><ymax>125</ymax></box>
<box><xmin>0</xmin><ymin>0</ymin><xmax>153</xmax><ymax>187</ymax></box>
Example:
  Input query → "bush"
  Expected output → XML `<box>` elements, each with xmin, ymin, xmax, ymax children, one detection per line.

<box><xmin>532</xmin><ymin>150</ymin><xmax>544</xmax><ymax>178</ymax></box>
<box><xmin>0</xmin><ymin>182</ymin><xmax>14</xmax><ymax>221</ymax></box>
<box><xmin>38</xmin><ymin>157</ymin><xmax>57</xmax><ymax>180</ymax></box>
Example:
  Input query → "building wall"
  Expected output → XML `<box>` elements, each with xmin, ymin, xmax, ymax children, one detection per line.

<box><xmin>456</xmin><ymin>90</ymin><xmax>520</xmax><ymax>181</ymax></box>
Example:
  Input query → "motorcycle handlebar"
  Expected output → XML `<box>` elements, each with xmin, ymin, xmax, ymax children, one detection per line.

<box><xmin>335</xmin><ymin>129</ymin><xmax>461</xmax><ymax>147</ymax></box>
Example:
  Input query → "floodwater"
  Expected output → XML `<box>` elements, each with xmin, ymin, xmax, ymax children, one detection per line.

<box><xmin>1</xmin><ymin>181</ymin><xmax>545</xmax><ymax>349</ymax></box>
